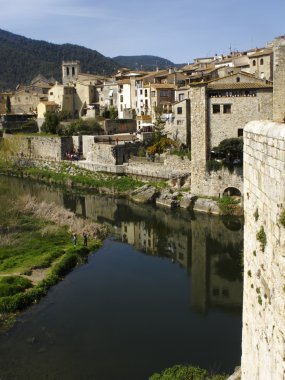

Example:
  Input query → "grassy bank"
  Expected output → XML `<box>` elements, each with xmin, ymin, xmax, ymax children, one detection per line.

<box><xmin>0</xmin><ymin>194</ymin><xmax>106</xmax><ymax>330</ymax></box>
<box><xmin>0</xmin><ymin>158</ymin><xmax>145</xmax><ymax>195</ymax></box>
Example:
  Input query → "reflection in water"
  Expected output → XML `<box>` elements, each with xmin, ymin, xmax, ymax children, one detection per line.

<box><xmin>0</xmin><ymin>176</ymin><xmax>243</xmax><ymax>379</ymax></box>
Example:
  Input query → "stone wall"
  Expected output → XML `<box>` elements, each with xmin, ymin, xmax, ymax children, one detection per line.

<box><xmin>209</xmin><ymin>89</ymin><xmax>272</xmax><ymax>148</ymax></box>
<box><xmin>241</xmin><ymin>120</ymin><xmax>285</xmax><ymax>380</ymax></box>
<box><xmin>191</xmin><ymin>164</ymin><xmax>243</xmax><ymax>198</ymax></box>
<box><xmin>126</xmin><ymin>154</ymin><xmax>191</xmax><ymax>179</ymax></box>
<box><xmin>4</xmin><ymin>134</ymin><xmax>73</xmax><ymax>161</ymax></box>
<box><xmin>273</xmin><ymin>37</ymin><xmax>285</xmax><ymax>122</ymax></box>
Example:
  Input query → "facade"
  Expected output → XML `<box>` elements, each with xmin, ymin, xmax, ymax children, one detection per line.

<box><xmin>48</xmin><ymin>83</ymin><xmax>76</xmax><ymax>116</ymax></box>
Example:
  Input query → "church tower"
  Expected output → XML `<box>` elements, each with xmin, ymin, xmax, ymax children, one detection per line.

<box><xmin>62</xmin><ymin>61</ymin><xmax>80</xmax><ymax>85</ymax></box>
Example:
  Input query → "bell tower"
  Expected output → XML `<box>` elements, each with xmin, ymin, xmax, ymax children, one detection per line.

<box><xmin>62</xmin><ymin>61</ymin><xmax>80</xmax><ymax>84</ymax></box>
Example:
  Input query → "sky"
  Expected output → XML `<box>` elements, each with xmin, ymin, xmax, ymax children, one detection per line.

<box><xmin>1</xmin><ymin>0</ymin><xmax>285</xmax><ymax>64</ymax></box>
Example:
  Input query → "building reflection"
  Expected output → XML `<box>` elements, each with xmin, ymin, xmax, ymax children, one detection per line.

<box><xmin>8</xmin><ymin>177</ymin><xmax>243</xmax><ymax>314</ymax></box>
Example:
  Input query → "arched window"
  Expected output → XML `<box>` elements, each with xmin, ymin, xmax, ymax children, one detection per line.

<box><xmin>260</xmin><ymin>58</ymin><xmax>264</xmax><ymax>65</ymax></box>
<box><xmin>236</xmin><ymin>77</ymin><xmax>240</xmax><ymax>82</ymax></box>
<box><xmin>252</xmin><ymin>60</ymin><xmax>256</xmax><ymax>66</ymax></box>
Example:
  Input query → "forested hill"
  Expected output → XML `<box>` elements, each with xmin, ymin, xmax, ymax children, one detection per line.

<box><xmin>112</xmin><ymin>55</ymin><xmax>177</xmax><ymax>71</ymax></box>
<box><xmin>0</xmin><ymin>29</ymin><xmax>120</xmax><ymax>90</ymax></box>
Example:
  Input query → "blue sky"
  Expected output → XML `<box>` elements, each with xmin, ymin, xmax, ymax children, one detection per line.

<box><xmin>1</xmin><ymin>0</ymin><xmax>284</xmax><ymax>63</ymax></box>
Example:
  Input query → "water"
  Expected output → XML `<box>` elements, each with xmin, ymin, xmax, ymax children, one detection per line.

<box><xmin>0</xmin><ymin>176</ymin><xmax>243</xmax><ymax>380</ymax></box>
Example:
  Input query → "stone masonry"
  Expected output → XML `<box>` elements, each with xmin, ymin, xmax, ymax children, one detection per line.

<box><xmin>273</xmin><ymin>37</ymin><xmax>285</xmax><ymax>123</ymax></box>
<box><xmin>242</xmin><ymin>120</ymin><xmax>285</xmax><ymax>380</ymax></box>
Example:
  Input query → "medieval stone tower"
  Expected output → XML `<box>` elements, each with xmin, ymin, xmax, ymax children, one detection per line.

<box><xmin>62</xmin><ymin>61</ymin><xmax>80</xmax><ymax>85</ymax></box>
<box><xmin>241</xmin><ymin>36</ymin><xmax>285</xmax><ymax>380</ymax></box>
<box><xmin>273</xmin><ymin>36</ymin><xmax>285</xmax><ymax>122</ymax></box>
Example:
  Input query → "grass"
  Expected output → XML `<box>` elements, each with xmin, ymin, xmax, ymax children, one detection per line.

<box><xmin>0</xmin><ymin>194</ymin><xmax>105</xmax><ymax>325</ymax></box>
<box><xmin>2</xmin><ymin>160</ymin><xmax>146</xmax><ymax>194</ymax></box>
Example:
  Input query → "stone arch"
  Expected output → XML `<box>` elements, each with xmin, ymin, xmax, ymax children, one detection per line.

<box><xmin>223</xmin><ymin>187</ymin><xmax>241</xmax><ymax>197</ymax></box>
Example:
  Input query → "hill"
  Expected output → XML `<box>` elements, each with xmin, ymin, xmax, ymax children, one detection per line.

<box><xmin>0</xmin><ymin>29</ymin><xmax>120</xmax><ymax>90</ymax></box>
<box><xmin>112</xmin><ymin>55</ymin><xmax>177</xmax><ymax>70</ymax></box>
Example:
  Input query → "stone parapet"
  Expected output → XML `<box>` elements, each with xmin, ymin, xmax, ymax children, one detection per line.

<box><xmin>242</xmin><ymin>120</ymin><xmax>285</xmax><ymax>380</ymax></box>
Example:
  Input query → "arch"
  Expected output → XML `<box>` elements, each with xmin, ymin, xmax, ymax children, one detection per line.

<box><xmin>223</xmin><ymin>187</ymin><xmax>241</xmax><ymax>197</ymax></box>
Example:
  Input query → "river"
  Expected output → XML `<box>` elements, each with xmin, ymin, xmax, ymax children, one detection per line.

<box><xmin>0</xmin><ymin>176</ymin><xmax>243</xmax><ymax>380</ymax></box>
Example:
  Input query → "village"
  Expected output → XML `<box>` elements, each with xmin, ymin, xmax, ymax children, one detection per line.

<box><xmin>0</xmin><ymin>35</ymin><xmax>284</xmax><ymax>208</ymax></box>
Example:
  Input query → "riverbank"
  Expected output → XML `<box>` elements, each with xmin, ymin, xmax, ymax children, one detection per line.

<box><xmin>0</xmin><ymin>158</ymin><xmax>243</xmax><ymax>216</ymax></box>
<box><xmin>0</xmin><ymin>193</ymin><xmax>106</xmax><ymax>330</ymax></box>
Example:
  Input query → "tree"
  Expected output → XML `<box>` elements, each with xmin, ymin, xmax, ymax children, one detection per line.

<box><xmin>41</xmin><ymin>112</ymin><xmax>60</xmax><ymax>134</ymax></box>
<box><xmin>5</xmin><ymin>96</ymin><xmax>11</xmax><ymax>114</ymax></box>
<box><xmin>212</xmin><ymin>137</ymin><xmax>243</xmax><ymax>162</ymax></box>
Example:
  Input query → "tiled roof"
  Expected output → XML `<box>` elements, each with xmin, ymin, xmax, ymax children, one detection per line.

<box><xmin>208</xmin><ymin>82</ymin><xmax>273</xmax><ymax>90</ymax></box>
<box><xmin>248</xmin><ymin>49</ymin><xmax>272</xmax><ymax>58</ymax></box>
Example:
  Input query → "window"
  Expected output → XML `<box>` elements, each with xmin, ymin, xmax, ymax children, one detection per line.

<box><xmin>120</xmin><ymin>95</ymin><xmax>123</xmax><ymax>102</ymax></box>
<box><xmin>66</xmin><ymin>67</ymin><xmax>70</xmax><ymax>75</ymax></box>
<box><xmin>160</xmin><ymin>90</ymin><xmax>169</xmax><ymax>97</ymax></box>
<box><xmin>236</xmin><ymin>77</ymin><xmax>240</xmax><ymax>82</ymax></box>
<box><xmin>72</xmin><ymin>67</ymin><xmax>75</xmax><ymax>76</ymax></box>
<box><xmin>177</xmin><ymin>120</ymin><xmax>183</xmax><ymax>125</ymax></box>
<box><xmin>177</xmin><ymin>107</ymin><xmax>183</xmax><ymax>114</ymax></box>
<box><xmin>50</xmin><ymin>92</ymin><xmax>53</xmax><ymax>96</ymax></box>
<box><xmin>145</xmin><ymin>89</ymin><xmax>147</xmax><ymax>97</ymax></box>
<box><xmin>253</xmin><ymin>60</ymin><xmax>256</xmax><ymax>66</ymax></box>
<box><xmin>213</xmin><ymin>104</ymin><xmax>220</xmax><ymax>114</ymax></box>
<box><xmin>260</xmin><ymin>58</ymin><xmax>264</xmax><ymax>65</ymax></box>
<box><xmin>140</xmin><ymin>89</ymin><xmax>143</xmax><ymax>95</ymax></box>
<box><xmin>238</xmin><ymin>128</ymin><xmax>243</xmax><ymax>137</ymax></box>
<box><xmin>178</xmin><ymin>94</ymin><xmax>185</xmax><ymax>101</ymax></box>
<box><xmin>223</xmin><ymin>104</ymin><xmax>231</xmax><ymax>114</ymax></box>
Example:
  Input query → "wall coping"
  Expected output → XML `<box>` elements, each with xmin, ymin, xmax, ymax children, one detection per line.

<box><xmin>244</xmin><ymin>120</ymin><xmax>285</xmax><ymax>138</ymax></box>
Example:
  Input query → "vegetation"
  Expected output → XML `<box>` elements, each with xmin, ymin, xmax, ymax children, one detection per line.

<box><xmin>0</xmin><ymin>29</ymin><xmax>119</xmax><ymax>90</ymax></box>
<box><xmin>0</xmin><ymin>194</ymin><xmax>105</xmax><ymax>324</ymax></box>
<box><xmin>171</xmin><ymin>147</ymin><xmax>191</xmax><ymax>161</ymax></box>
<box><xmin>149</xmin><ymin>364</ymin><xmax>228</xmax><ymax>380</ymax></box>
<box><xmin>102</xmin><ymin>106</ymin><xmax>118</xmax><ymax>120</ymax></box>
<box><xmin>41</xmin><ymin>112</ymin><xmax>104</xmax><ymax>136</ymax></box>
<box><xmin>206</xmin><ymin>159</ymin><xmax>222</xmax><ymax>173</ymax></box>
<box><xmin>112</xmin><ymin>55</ymin><xmax>177</xmax><ymax>71</ymax></box>
<box><xmin>41</xmin><ymin>111</ymin><xmax>61</xmax><ymax>134</ymax></box>
<box><xmin>218</xmin><ymin>196</ymin><xmax>240</xmax><ymax>215</ymax></box>
<box><xmin>208</xmin><ymin>137</ymin><xmax>243</xmax><ymax>172</ymax></box>
<box><xmin>256</xmin><ymin>225</ymin><xmax>267</xmax><ymax>252</ymax></box>
<box><xmin>146</xmin><ymin>106</ymin><xmax>177</xmax><ymax>156</ymax></box>
<box><xmin>211</xmin><ymin>138</ymin><xmax>243</xmax><ymax>163</ymax></box>
<box><xmin>279</xmin><ymin>209</ymin><xmax>285</xmax><ymax>228</ymax></box>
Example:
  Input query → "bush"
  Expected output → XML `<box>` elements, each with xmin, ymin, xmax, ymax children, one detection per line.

<box><xmin>206</xmin><ymin>160</ymin><xmax>222</xmax><ymax>173</ymax></box>
<box><xmin>256</xmin><ymin>225</ymin><xmax>267</xmax><ymax>252</ymax></box>
<box><xmin>149</xmin><ymin>364</ymin><xmax>228</xmax><ymax>380</ymax></box>
<box><xmin>218</xmin><ymin>196</ymin><xmax>240</xmax><ymax>215</ymax></box>
<box><xmin>0</xmin><ymin>276</ymin><xmax>32</xmax><ymax>297</ymax></box>
<box><xmin>56</xmin><ymin>119</ymin><xmax>104</xmax><ymax>136</ymax></box>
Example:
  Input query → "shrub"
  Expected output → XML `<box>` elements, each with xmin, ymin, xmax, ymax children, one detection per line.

<box><xmin>279</xmin><ymin>209</ymin><xmax>285</xmax><ymax>228</ymax></box>
<box><xmin>206</xmin><ymin>160</ymin><xmax>222</xmax><ymax>173</ymax></box>
<box><xmin>218</xmin><ymin>196</ymin><xmax>240</xmax><ymax>215</ymax></box>
<box><xmin>148</xmin><ymin>364</ymin><xmax>227</xmax><ymax>380</ymax></box>
<box><xmin>0</xmin><ymin>276</ymin><xmax>32</xmax><ymax>297</ymax></box>
<box><xmin>256</xmin><ymin>225</ymin><xmax>267</xmax><ymax>252</ymax></box>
